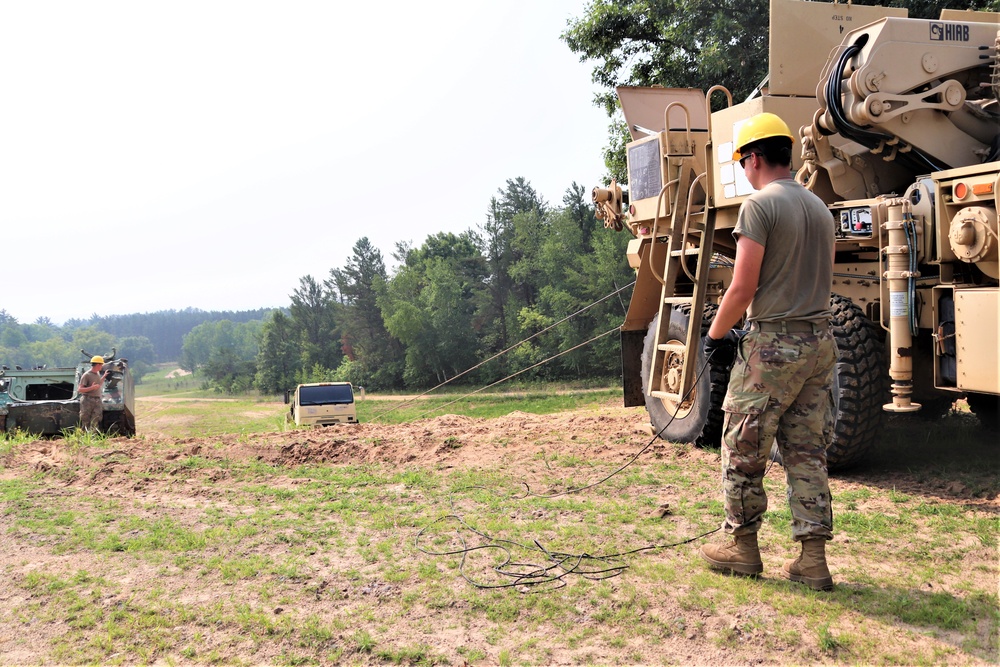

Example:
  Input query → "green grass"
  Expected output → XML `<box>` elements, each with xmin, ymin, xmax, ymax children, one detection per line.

<box><xmin>362</xmin><ymin>387</ymin><xmax>621</xmax><ymax>424</ymax></box>
<box><xmin>147</xmin><ymin>398</ymin><xmax>288</xmax><ymax>438</ymax></box>
<box><xmin>0</xmin><ymin>386</ymin><xmax>996</xmax><ymax>664</ymax></box>
<box><xmin>136</xmin><ymin>363</ymin><xmax>619</xmax><ymax>414</ymax></box>
<box><xmin>130</xmin><ymin>370</ymin><xmax>622</xmax><ymax>438</ymax></box>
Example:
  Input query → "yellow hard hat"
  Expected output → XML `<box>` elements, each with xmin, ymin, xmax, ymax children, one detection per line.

<box><xmin>732</xmin><ymin>112</ymin><xmax>794</xmax><ymax>161</ymax></box>
<box><xmin>91</xmin><ymin>356</ymin><xmax>104</xmax><ymax>364</ymax></box>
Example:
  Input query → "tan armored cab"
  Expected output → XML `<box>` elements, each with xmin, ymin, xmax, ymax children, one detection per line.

<box><xmin>596</xmin><ymin>0</ymin><xmax>999</xmax><ymax>469</ymax></box>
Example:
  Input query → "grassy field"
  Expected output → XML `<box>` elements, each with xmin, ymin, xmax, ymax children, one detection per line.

<box><xmin>134</xmin><ymin>365</ymin><xmax>623</xmax><ymax>436</ymax></box>
<box><xmin>0</xmin><ymin>370</ymin><xmax>996</xmax><ymax>665</ymax></box>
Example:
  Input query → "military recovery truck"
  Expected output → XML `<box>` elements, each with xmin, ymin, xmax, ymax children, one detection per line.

<box><xmin>593</xmin><ymin>0</ymin><xmax>999</xmax><ymax>469</ymax></box>
<box><xmin>0</xmin><ymin>351</ymin><xmax>136</xmax><ymax>437</ymax></box>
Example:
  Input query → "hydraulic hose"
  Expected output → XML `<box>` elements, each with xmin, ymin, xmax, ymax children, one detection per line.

<box><xmin>825</xmin><ymin>42</ymin><xmax>947</xmax><ymax>174</ymax></box>
<box><xmin>904</xmin><ymin>214</ymin><xmax>920</xmax><ymax>338</ymax></box>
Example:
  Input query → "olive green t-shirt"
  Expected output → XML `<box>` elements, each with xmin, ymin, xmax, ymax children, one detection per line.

<box><xmin>79</xmin><ymin>369</ymin><xmax>103</xmax><ymax>404</ymax></box>
<box><xmin>733</xmin><ymin>179</ymin><xmax>835</xmax><ymax>324</ymax></box>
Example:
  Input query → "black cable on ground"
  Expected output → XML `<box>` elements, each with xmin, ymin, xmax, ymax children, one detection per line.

<box><xmin>414</xmin><ymin>350</ymin><xmax>762</xmax><ymax>592</ymax></box>
<box><xmin>415</xmin><ymin>514</ymin><xmax>722</xmax><ymax>592</ymax></box>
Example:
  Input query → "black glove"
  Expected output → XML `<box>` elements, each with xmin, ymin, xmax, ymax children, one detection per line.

<box><xmin>703</xmin><ymin>330</ymin><xmax>745</xmax><ymax>369</ymax></box>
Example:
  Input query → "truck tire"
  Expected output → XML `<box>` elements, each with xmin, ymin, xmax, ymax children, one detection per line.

<box><xmin>767</xmin><ymin>295</ymin><xmax>886</xmax><ymax>471</ymax></box>
<box><xmin>826</xmin><ymin>294</ymin><xmax>887</xmax><ymax>470</ymax></box>
<box><xmin>966</xmin><ymin>394</ymin><xmax>1000</xmax><ymax>432</ymax></box>
<box><xmin>640</xmin><ymin>304</ymin><xmax>730</xmax><ymax>448</ymax></box>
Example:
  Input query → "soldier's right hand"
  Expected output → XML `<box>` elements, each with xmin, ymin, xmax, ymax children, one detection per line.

<box><xmin>703</xmin><ymin>331</ymin><xmax>742</xmax><ymax>369</ymax></box>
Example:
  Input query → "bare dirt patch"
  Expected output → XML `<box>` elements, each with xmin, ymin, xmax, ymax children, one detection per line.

<box><xmin>0</xmin><ymin>403</ymin><xmax>996</xmax><ymax>665</ymax></box>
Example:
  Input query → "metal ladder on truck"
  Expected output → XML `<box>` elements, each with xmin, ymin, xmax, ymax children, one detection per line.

<box><xmin>644</xmin><ymin>87</ymin><xmax>731</xmax><ymax>411</ymax></box>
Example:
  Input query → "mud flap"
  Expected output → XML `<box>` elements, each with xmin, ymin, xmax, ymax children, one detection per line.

<box><xmin>621</xmin><ymin>328</ymin><xmax>646</xmax><ymax>407</ymax></box>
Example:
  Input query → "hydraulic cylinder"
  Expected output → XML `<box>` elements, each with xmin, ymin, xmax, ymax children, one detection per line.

<box><xmin>882</xmin><ymin>198</ymin><xmax>922</xmax><ymax>413</ymax></box>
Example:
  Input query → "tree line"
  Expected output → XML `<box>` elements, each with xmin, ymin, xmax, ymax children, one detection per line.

<box><xmin>83</xmin><ymin>308</ymin><xmax>272</xmax><ymax>361</ymax></box>
<box><xmin>1</xmin><ymin>179</ymin><xmax>634</xmax><ymax>394</ymax></box>
<box><xmin>0</xmin><ymin>308</ymin><xmax>273</xmax><ymax>383</ymax></box>
<box><xmin>0</xmin><ymin>312</ymin><xmax>157</xmax><ymax>379</ymax></box>
<box><xmin>201</xmin><ymin>179</ymin><xmax>634</xmax><ymax>393</ymax></box>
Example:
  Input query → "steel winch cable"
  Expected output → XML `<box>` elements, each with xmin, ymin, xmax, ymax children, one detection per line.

<box><xmin>407</xmin><ymin>327</ymin><xmax>619</xmax><ymax>422</ymax></box>
<box><xmin>369</xmin><ymin>280</ymin><xmax>636</xmax><ymax>423</ymax></box>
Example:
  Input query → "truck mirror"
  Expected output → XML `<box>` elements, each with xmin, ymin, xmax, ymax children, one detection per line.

<box><xmin>357</xmin><ymin>386</ymin><xmax>365</xmax><ymax>400</ymax></box>
<box><xmin>283</xmin><ymin>390</ymin><xmax>290</xmax><ymax>405</ymax></box>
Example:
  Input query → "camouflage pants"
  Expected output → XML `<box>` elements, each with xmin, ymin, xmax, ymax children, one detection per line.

<box><xmin>80</xmin><ymin>397</ymin><xmax>103</xmax><ymax>432</ymax></box>
<box><xmin>720</xmin><ymin>328</ymin><xmax>836</xmax><ymax>542</ymax></box>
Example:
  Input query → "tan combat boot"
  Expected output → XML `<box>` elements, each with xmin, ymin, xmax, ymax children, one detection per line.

<box><xmin>783</xmin><ymin>538</ymin><xmax>834</xmax><ymax>591</ymax></box>
<box><xmin>699</xmin><ymin>533</ymin><xmax>763</xmax><ymax>576</ymax></box>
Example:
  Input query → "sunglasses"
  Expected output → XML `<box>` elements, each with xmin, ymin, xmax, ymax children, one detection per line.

<box><xmin>739</xmin><ymin>152</ymin><xmax>761</xmax><ymax>168</ymax></box>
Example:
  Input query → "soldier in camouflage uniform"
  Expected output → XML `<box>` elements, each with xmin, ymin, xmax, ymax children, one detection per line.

<box><xmin>78</xmin><ymin>356</ymin><xmax>108</xmax><ymax>432</ymax></box>
<box><xmin>699</xmin><ymin>112</ymin><xmax>837</xmax><ymax>591</ymax></box>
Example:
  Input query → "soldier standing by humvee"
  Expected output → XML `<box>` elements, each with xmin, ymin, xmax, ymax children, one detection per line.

<box><xmin>698</xmin><ymin>112</ymin><xmax>838</xmax><ymax>591</ymax></box>
<box><xmin>78</xmin><ymin>355</ymin><xmax>108</xmax><ymax>432</ymax></box>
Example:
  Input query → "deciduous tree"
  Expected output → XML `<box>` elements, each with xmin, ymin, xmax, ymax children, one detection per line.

<box><xmin>381</xmin><ymin>232</ymin><xmax>485</xmax><ymax>386</ymax></box>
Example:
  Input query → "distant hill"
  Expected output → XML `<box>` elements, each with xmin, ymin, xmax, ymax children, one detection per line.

<box><xmin>69</xmin><ymin>307</ymin><xmax>280</xmax><ymax>361</ymax></box>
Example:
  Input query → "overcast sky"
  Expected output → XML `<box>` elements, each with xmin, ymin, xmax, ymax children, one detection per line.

<box><xmin>0</xmin><ymin>1</ymin><xmax>612</xmax><ymax>325</ymax></box>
